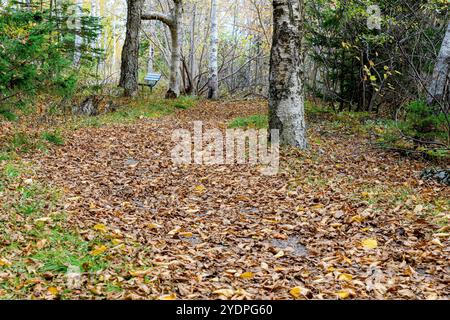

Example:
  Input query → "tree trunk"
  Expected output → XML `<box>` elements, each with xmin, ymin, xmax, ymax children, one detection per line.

<box><xmin>119</xmin><ymin>0</ymin><xmax>144</xmax><ymax>97</ymax></box>
<box><xmin>167</xmin><ymin>3</ymin><xmax>182</xmax><ymax>99</ymax></box>
<box><xmin>187</xmin><ymin>3</ymin><xmax>197</xmax><ymax>94</ymax></box>
<box><xmin>73</xmin><ymin>0</ymin><xmax>83</xmax><ymax>67</ymax></box>
<box><xmin>208</xmin><ymin>0</ymin><xmax>219</xmax><ymax>99</ymax></box>
<box><xmin>268</xmin><ymin>0</ymin><xmax>307</xmax><ymax>149</ymax></box>
<box><xmin>142</xmin><ymin>1</ymin><xmax>183</xmax><ymax>99</ymax></box>
<box><xmin>427</xmin><ymin>22</ymin><xmax>450</xmax><ymax>113</ymax></box>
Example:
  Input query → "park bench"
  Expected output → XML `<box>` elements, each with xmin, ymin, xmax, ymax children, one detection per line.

<box><xmin>139</xmin><ymin>72</ymin><xmax>162</xmax><ymax>93</ymax></box>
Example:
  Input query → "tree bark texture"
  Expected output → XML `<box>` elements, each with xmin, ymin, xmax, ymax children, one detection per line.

<box><xmin>268</xmin><ymin>0</ymin><xmax>307</xmax><ymax>149</ymax></box>
<box><xmin>119</xmin><ymin>0</ymin><xmax>144</xmax><ymax>97</ymax></box>
<box><xmin>428</xmin><ymin>22</ymin><xmax>450</xmax><ymax>113</ymax></box>
<box><xmin>208</xmin><ymin>0</ymin><xmax>219</xmax><ymax>99</ymax></box>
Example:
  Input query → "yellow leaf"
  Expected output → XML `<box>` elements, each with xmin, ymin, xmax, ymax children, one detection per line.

<box><xmin>158</xmin><ymin>293</ymin><xmax>176</xmax><ymax>300</ymax></box>
<box><xmin>48</xmin><ymin>287</ymin><xmax>59</xmax><ymax>295</ymax></box>
<box><xmin>147</xmin><ymin>222</ymin><xmax>162</xmax><ymax>229</ymax></box>
<box><xmin>369</xmin><ymin>60</ymin><xmax>375</xmax><ymax>67</ymax></box>
<box><xmin>336</xmin><ymin>290</ymin><xmax>350</xmax><ymax>299</ymax></box>
<box><xmin>338</xmin><ymin>273</ymin><xmax>353</xmax><ymax>282</ymax></box>
<box><xmin>239</xmin><ymin>272</ymin><xmax>254</xmax><ymax>279</ymax></box>
<box><xmin>93</xmin><ymin>224</ymin><xmax>107</xmax><ymax>232</ymax></box>
<box><xmin>350</xmin><ymin>214</ymin><xmax>364</xmax><ymax>223</ymax></box>
<box><xmin>274</xmin><ymin>266</ymin><xmax>286</xmax><ymax>272</ymax></box>
<box><xmin>213</xmin><ymin>289</ymin><xmax>234</xmax><ymax>298</ymax></box>
<box><xmin>90</xmin><ymin>245</ymin><xmax>107</xmax><ymax>256</ymax></box>
<box><xmin>0</xmin><ymin>258</ymin><xmax>12</xmax><ymax>267</ymax></box>
<box><xmin>179</xmin><ymin>232</ymin><xmax>193</xmax><ymax>237</ymax></box>
<box><xmin>194</xmin><ymin>185</ymin><xmax>206</xmax><ymax>193</ymax></box>
<box><xmin>362</xmin><ymin>238</ymin><xmax>378</xmax><ymax>249</ymax></box>
<box><xmin>289</xmin><ymin>286</ymin><xmax>307</xmax><ymax>298</ymax></box>
<box><xmin>341</xmin><ymin>255</ymin><xmax>352</xmax><ymax>265</ymax></box>
<box><xmin>111</xmin><ymin>239</ymin><xmax>123</xmax><ymax>245</ymax></box>
<box><xmin>34</xmin><ymin>217</ymin><xmax>52</xmax><ymax>223</ymax></box>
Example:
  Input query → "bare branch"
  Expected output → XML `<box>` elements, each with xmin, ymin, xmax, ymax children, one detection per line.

<box><xmin>142</xmin><ymin>12</ymin><xmax>174</xmax><ymax>28</ymax></box>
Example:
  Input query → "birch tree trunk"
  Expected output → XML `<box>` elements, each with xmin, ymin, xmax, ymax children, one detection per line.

<box><xmin>119</xmin><ymin>0</ymin><xmax>144</xmax><ymax>97</ymax></box>
<box><xmin>268</xmin><ymin>0</ymin><xmax>307</xmax><ymax>149</ymax></box>
<box><xmin>188</xmin><ymin>3</ymin><xmax>197</xmax><ymax>94</ymax></box>
<box><xmin>208</xmin><ymin>0</ymin><xmax>219</xmax><ymax>99</ymax></box>
<box><xmin>229</xmin><ymin>2</ymin><xmax>238</xmax><ymax>92</ymax></box>
<box><xmin>73</xmin><ymin>0</ymin><xmax>83</xmax><ymax>67</ymax></box>
<box><xmin>427</xmin><ymin>22</ymin><xmax>450</xmax><ymax>113</ymax></box>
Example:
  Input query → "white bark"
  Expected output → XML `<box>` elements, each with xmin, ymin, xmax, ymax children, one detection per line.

<box><xmin>208</xmin><ymin>0</ymin><xmax>219</xmax><ymax>99</ymax></box>
<box><xmin>428</xmin><ymin>22</ymin><xmax>450</xmax><ymax>112</ymax></box>
<box><xmin>188</xmin><ymin>3</ymin><xmax>197</xmax><ymax>89</ymax></box>
<box><xmin>73</xmin><ymin>0</ymin><xmax>83</xmax><ymax>67</ymax></box>
<box><xmin>268</xmin><ymin>0</ymin><xmax>307</xmax><ymax>149</ymax></box>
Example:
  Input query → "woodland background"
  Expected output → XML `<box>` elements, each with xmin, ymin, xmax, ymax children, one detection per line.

<box><xmin>0</xmin><ymin>0</ymin><xmax>449</xmax><ymax>300</ymax></box>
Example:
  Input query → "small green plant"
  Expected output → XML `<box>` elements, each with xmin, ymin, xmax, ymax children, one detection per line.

<box><xmin>8</xmin><ymin>133</ymin><xmax>32</xmax><ymax>153</ymax></box>
<box><xmin>41</xmin><ymin>131</ymin><xmax>64</xmax><ymax>145</ymax></box>
<box><xmin>403</xmin><ymin>100</ymin><xmax>447</xmax><ymax>142</ymax></box>
<box><xmin>172</xmin><ymin>96</ymin><xmax>198</xmax><ymax>109</ymax></box>
<box><xmin>4</xmin><ymin>163</ymin><xmax>20</xmax><ymax>178</ymax></box>
<box><xmin>0</xmin><ymin>108</ymin><xmax>18</xmax><ymax>121</ymax></box>
<box><xmin>6</xmin><ymin>132</ymin><xmax>47</xmax><ymax>153</ymax></box>
<box><xmin>229</xmin><ymin>115</ymin><xmax>268</xmax><ymax>129</ymax></box>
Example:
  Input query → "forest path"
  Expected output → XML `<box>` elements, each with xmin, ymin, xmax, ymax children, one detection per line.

<box><xmin>33</xmin><ymin>100</ymin><xmax>449</xmax><ymax>299</ymax></box>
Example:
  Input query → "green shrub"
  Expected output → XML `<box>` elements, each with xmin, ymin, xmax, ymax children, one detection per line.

<box><xmin>0</xmin><ymin>4</ymin><xmax>103</xmax><ymax>117</ymax></box>
<box><xmin>403</xmin><ymin>100</ymin><xmax>447</xmax><ymax>142</ymax></box>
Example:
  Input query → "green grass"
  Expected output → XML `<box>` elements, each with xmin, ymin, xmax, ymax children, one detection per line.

<box><xmin>0</xmin><ymin>108</ymin><xmax>18</xmax><ymax>121</ymax></box>
<box><xmin>31</xmin><ymin>227</ymin><xmax>109</xmax><ymax>273</ymax></box>
<box><xmin>0</xmin><ymin>159</ymin><xmax>110</xmax><ymax>298</ymax></box>
<box><xmin>0</xmin><ymin>152</ymin><xmax>13</xmax><ymax>161</ymax></box>
<box><xmin>4</xmin><ymin>163</ymin><xmax>21</xmax><ymax>178</ymax></box>
<box><xmin>74</xmin><ymin>95</ymin><xmax>199</xmax><ymax>128</ymax></box>
<box><xmin>41</xmin><ymin>131</ymin><xmax>64</xmax><ymax>145</ymax></box>
<box><xmin>4</xmin><ymin>131</ymin><xmax>48</xmax><ymax>154</ymax></box>
<box><xmin>172</xmin><ymin>95</ymin><xmax>198</xmax><ymax>109</ymax></box>
<box><xmin>229</xmin><ymin>115</ymin><xmax>268</xmax><ymax>129</ymax></box>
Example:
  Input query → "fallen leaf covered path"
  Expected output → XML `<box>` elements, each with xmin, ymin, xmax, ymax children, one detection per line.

<box><xmin>31</xmin><ymin>100</ymin><xmax>448</xmax><ymax>299</ymax></box>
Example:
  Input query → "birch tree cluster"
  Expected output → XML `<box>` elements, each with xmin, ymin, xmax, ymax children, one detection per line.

<box><xmin>120</xmin><ymin>0</ymin><xmax>273</xmax><ymax>98</ymax></box>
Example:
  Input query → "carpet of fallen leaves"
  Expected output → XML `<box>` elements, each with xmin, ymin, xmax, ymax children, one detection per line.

<box><xmin>2</xmin><ymin>100</ymin><xmax>449</xmax><ymax>300</ymax></box>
